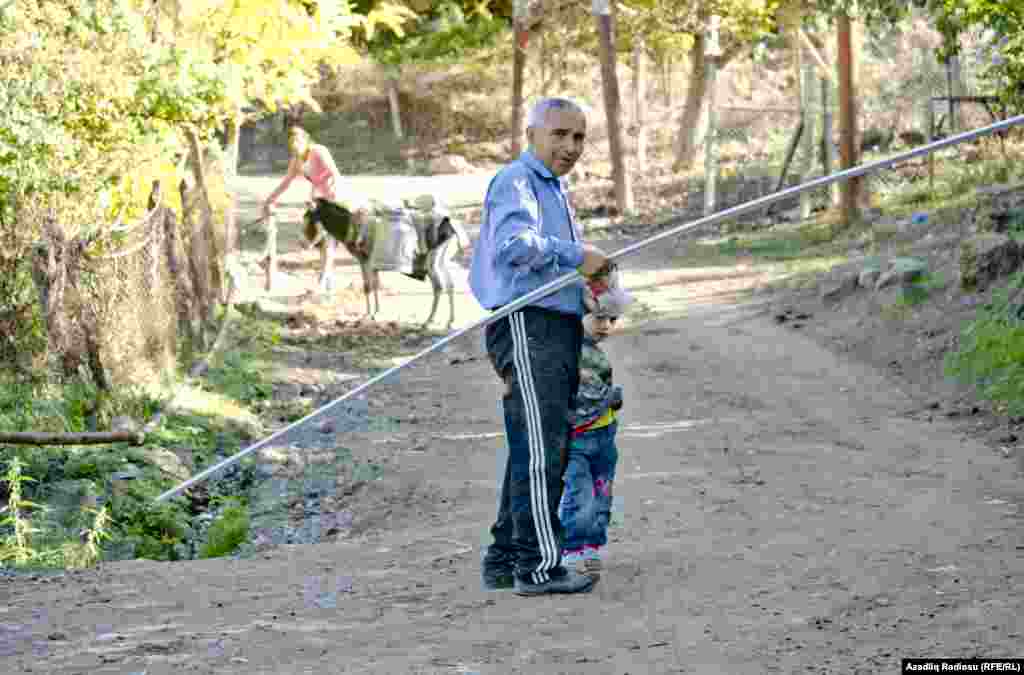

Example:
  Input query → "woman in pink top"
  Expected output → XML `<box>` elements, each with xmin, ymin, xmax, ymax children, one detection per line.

<box><xmin>261</xmin><ymin>127</ymin><xmax>368</xmax><ymax>289</ymax></box>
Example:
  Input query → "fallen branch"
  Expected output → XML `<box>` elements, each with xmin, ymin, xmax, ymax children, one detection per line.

<box><xmin>0</xmin><ymin>431</ymin><xmax>144</xmax><ymax>446</ymax></box>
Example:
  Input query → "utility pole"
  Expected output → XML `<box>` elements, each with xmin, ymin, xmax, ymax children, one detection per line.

<box><xmin>837</xmin><ymin>12</ymin><xmax>859</xmax><ymax>226</ymax></box>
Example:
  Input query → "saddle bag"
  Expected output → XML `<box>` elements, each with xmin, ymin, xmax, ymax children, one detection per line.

<box><xmin>367</xmin><ymin>201</ymin><xmax>419</xmax><ymax>276</ymax></box>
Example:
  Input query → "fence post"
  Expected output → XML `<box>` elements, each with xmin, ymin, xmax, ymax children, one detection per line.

<box><xmin>821</xmin><ymin>76</ymin><xmax>839</xmax><ymax>207</ymax></box>
<box><xmin>264</xmin><ymin>213</ymin><xmax>278</xmax><ymax>293</ymax></box>
<box><xmin>799</xmin><ymin>46</ymin><xmax>815</xmax><ymax>220</ymax></box>
<box><xmin>703</xmin><ymin>16</ymin><xmax>721</xmax><ymax>217</ymax></box>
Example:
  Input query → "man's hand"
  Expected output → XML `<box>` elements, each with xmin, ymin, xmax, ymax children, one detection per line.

<box><xmin>261</xmin><ymin>202</ymin><xmax>274</xmax><ymax>220</ymax></box>
<box><xmin>578</xmin><ymin>243</ymin><xmax>610</xmax><ymax>278</ymax></box>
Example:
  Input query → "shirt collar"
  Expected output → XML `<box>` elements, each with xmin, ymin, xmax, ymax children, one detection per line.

<box><xmin>520</xmin><ymin>150</ymin><xmax>557</xmax><ymax>180</ymax></box>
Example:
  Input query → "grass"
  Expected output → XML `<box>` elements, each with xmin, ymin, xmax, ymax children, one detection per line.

<box><xmin>879</xmin><ymin>271</ymin><xmax>947</xmax><ymax>321</ymax></box>
<box><xmin>946</xmin><ymin>272</ymin><xmax>1024</xmax><ymax>416</ymax></box>
<box><xmin>0</xmin><ymin>311</ymin><xmax>288</xmax><ymax>569</ymax></box>
<box><xmin>1</xmin><ymin>301</ymin><xmax>421</xmax><ymax>569</ymax></box>
<box><xmin>198</xmin><ymin>498</ymin><xmax>250</xmax><ymax>559</ymax></box>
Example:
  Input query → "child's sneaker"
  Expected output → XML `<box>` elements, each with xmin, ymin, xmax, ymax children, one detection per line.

<box><xmin>582</xmin><ymin>545</ymin><xmax>603</xmax><ymax>580</ymax></box>
<box><xmin>561</xmin><ymin>548</ymin><xmax>585</xmax><ymax>572</ymax></box>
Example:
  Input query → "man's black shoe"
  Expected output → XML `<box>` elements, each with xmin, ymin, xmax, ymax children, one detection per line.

<box><xmin>482</xmin><ymin>559</ymin><xmax>516</xmax><ymax>591</ymax></box>
<box><xmin>513</xmin><ymin>567</ymin><xmax>595</xmax><ymax>596</ymax></box>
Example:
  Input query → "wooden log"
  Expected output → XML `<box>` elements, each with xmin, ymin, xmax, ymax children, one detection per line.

<box><xmin>0</xmin><ymin>431</ymin><xmax>144</xmax><ymax>446</ymax></box>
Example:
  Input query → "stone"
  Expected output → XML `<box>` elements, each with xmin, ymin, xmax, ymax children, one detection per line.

<box><xmin>959</xmin><ymin>233</ymin><xmax>1022</xmax><ymax>293</ymax></box>
<box><xmin>110</xmin><ymin>416</ymin><xmax>138</xmax><ymax>433</ymax></box>
<box><xmin>142</xmin><ymin>447</ymin><xmax>193</xmax><ymax>482</ymax></box>
<box><xmin>858</xmin><ymin>268</ymin><xmax>881</xmax><ymax>289</ymax></box>
<box><xmin>110</xmin><ymin>464</ymin><xmax>143</xmax><ymax>481</ymax></box>
<box><xmin>876</xmin><ymin>257</ymin><xmax>928</xmax><ymax>291</ymax></box>
<box><xmin>821</xmin><ymin>273</ymin><xmax>859</xmax><ymax>303</ymax></box>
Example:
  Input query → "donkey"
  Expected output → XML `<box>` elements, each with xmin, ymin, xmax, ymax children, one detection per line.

<box><xmin>302</xmin><ymin>197</ymin><xmax>470</xmax><ymax>329</ymax></box>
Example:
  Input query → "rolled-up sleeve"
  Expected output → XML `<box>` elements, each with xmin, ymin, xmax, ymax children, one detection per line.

<box><xmin>489</xmin><ymin>175</ymin><xmax>584</xmax><ymax>272</ymax></box>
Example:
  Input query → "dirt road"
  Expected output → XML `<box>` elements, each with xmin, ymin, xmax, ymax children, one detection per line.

<box><xmin>3</xmin><ymin>175</ymin><xmax>1022</xmax><ymax>674</ymax></box>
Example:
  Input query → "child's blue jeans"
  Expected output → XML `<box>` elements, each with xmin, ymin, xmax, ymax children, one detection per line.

<box><xmin>558</xmin><ymin>420</ymin><xmax>618</xmax><ymax>551</ymax></box>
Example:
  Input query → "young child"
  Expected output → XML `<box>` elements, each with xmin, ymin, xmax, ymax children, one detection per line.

<box><xmin>559</xmin><ymin>264</ymin><xmax>633</xmax><ymax>580</ymax></box>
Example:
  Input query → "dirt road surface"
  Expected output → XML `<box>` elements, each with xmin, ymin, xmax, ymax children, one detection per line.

<box><xmin>3</xmin><ymin>174</ymin><xmax>1022</xmax><ymax>674</ymax></box>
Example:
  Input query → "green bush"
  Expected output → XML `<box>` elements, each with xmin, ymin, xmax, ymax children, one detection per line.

<box><xmin>199</xmin><ymin>499</ymin><xmax>250</xmax><ymax>559</ymax></box>
<box><xmin>946</xmin><ymin>272</ymin><xmax>1024</xmax><ymax>415</ymax></box>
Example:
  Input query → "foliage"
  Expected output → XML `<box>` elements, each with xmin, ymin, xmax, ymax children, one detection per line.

<box><xmin>927</xmin><ymin>0</ymin><xmax>1024</xmax><ymax>109</ymax></box>
<box><xmin>621</xmin><ymin>0</ymin><xmax>780</xmax><ymax>60</ymax></box>
<box><xmin>946</xmin><ymin>271</ymin><xmax>1024</xmax><ymax>416</ymax></box>
<box><xmin>198</xmin><ymin>498</ymin><xmax>250</xmax><ymax>558</ymax></box>
<box><xmin>898</xmin><ymin>271</ymin><xmax>946</xmax><ymax>307</ymax></box>
<box><xmin>804</xmin><ymin>0</ymin><xmax>910</xmax><ymax>27</ymax></box>
<box><xmin>352</xmin><ymin>0</ymin><xmax>504</xmax><ymax>70</ymax></box>
<box><xmin>0</xmin><ymin>459</ymin><xmax>44</xmax><ymax>566</ymax></box>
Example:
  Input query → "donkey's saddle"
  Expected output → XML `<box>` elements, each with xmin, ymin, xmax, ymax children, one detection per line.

<box><xmin>303</xmin><ymin>194</ymin><xmax>457</xmax><ymax>281</ymax></box>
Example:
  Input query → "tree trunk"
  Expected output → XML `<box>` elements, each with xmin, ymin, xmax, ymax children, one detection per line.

<box><xmin>663</xmin><ymin>54</ymin><xmax>673</xmax><ymax>108</ymax></box>
<box><xmin>673</xmin><ymin>36</ymin><xmax>707</xmax><ymax>172</ymax></box>
<box><xmin>32</xmin><ymin>215</ymin><xmax>75</xmax><ymax>377</ymax></box>
<box><xmin>185</xmin><ymin>127</ymin><xmax>222</xmax><ymax>312</ymax></box>
<box><xmin>540</xmin><ymin>29</ymin><xmax>549</xmax><ymax>97</ymax></box>
<box><xmin>161</xmin><ymin>203</ymin><xmax>196</xmax><ymax>347</ymax></box>
<box><xmin>633</xmin><ymin>39</ymin><xmax>647</xmax><ymax>166</ymax></box>
<box><xmin>511</xmin><ymin>3</ymin><xmax>528</xmax><ymax>158</ymax></box>
<box><xmin>386</xmin><ymin>76</ymin><xmax>404</xmax><ymax>140</ymax></box>
<box><xmin>837</xmin><ymin>13</ymin><xmax>860</xmax><ymax>226</ymax></box>
<box><xmin>180</xmin><ymin>177</ymin><xmax>209</xmax><ymax>350</ymax></box>
<box><xmin>223</xmin><ymin>108</ymin><xmax>242</xmax><ymax>181</ymax></box>
<box><xmin>594</xmin><ymin>0</ymin><xmax>633</xmax><ymax>214</ymax></box>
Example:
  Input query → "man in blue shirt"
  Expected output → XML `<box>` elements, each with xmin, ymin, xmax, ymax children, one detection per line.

<box><xmin>471</xmin><ymin>97</ymin><xmax>610</xmax><ymax>596</ymax></box>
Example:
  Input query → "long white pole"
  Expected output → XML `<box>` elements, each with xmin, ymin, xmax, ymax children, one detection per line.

<box><xmin>155</xmin><ymin>113</ymin><xmax>1024</xmax><ymax>504</ymax></box>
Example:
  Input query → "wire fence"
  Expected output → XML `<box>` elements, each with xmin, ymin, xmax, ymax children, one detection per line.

<box><xmin>30</xmin><ymin>180</ymin><xmax>229</xmax><ymax>396</ymax></box>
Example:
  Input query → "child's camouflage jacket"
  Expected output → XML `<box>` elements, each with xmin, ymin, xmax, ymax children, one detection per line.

<box><xmin>569</xmin><ymin>336</ymin><xmax>622</xmax><ymax>429</ymax></box>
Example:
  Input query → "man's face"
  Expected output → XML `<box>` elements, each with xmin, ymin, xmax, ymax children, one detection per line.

<box><xmin>527</xmin><ymin>108</ymin><xmax>586</xmax><ymax>177</ymax></box>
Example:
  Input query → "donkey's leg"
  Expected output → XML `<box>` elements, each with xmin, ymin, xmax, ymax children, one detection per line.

<box><xmin>422</xmin><ymin>250</ymin><xmax>443</xmax><ymax>329</ymax></box>
<box><xmin>440</xmin><ymin>240</ymin><xmax>457</xmax><ymax>330</ymax></box>
<box><xmin>358</xmin><ymin>258</ymin><xmax>373</xmax><ymax>318</ymax></box>
<box><xmin>371</xmin><ymin>269</ymin><xmax>382</xmax><ymax>318</ymax></box>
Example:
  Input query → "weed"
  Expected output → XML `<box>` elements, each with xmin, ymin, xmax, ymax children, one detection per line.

<box><xmin>0</xmin><ymin>458</ymin><xmax>111</xmax><ymax>570</ymax></box>
<box><xmin>0</xmin><ymin>459</ymin><xmax>44</xmax><ymax>566</ymax></box>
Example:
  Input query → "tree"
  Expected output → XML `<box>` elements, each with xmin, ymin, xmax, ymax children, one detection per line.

<box><xmin>928</xmin><ymin>0</ymin><xmax>1024</xmax><ymax>110</ymax></box>
<box><xmin>349</xmin><ymin>0</ymin><xmax>508</xmax><ymax>141</ymax></box>
<box><xmin>617</xmin><ymin>0</ymin><xmax>781</xmax><ymax>172</ymax></box>
<box><xmin>137</xmin><ymin>0</ymin><xmax>392</xmax><ymax>176</ymax></box>
<box><xmin>594</xmin><ymin>1</ymin><xmax>634</xmax><ymax>213</ymax></box>
<box><xmin>806</xmin><ymin>1</ymin><xmax>920</xmax><ymax>225</ymax></box>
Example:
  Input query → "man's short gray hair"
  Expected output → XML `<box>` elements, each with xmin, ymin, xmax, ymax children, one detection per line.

<box><xmin>526</xmin><ymin>97</ymin><xmax>589</xmax><ymax>130</ymax></box>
